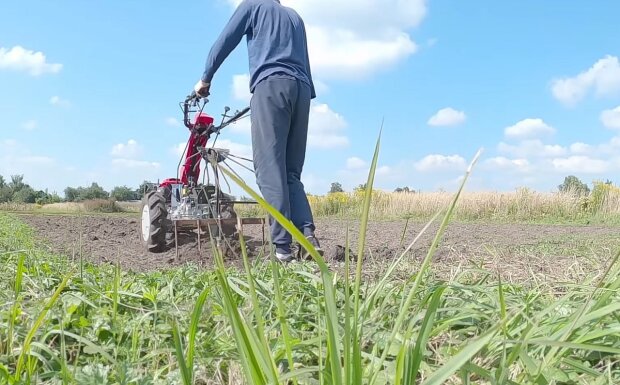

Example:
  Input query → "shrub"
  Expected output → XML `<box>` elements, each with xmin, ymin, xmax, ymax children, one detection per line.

<box><xmin>82</xmin><ymin>199</ymin><xmax>124</xmax><ymax>213</ymax></box>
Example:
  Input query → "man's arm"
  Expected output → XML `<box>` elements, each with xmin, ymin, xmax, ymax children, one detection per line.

<box><xmin>201</xmin><ymin>1</ymin><xmax>252</xmax><ymax>84</ymax></box>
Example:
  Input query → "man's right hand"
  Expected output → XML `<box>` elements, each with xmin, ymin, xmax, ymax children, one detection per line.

<box><xmin>194</xmin><ymin>80</ymin><xmax>211</xmax><ymax>98</ymax></box>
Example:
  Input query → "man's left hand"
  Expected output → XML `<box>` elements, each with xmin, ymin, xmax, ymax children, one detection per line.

<box><xmin>194</xmin><ymin>80</ymin><xmax>211</xmax><ymax>97</ymax></box>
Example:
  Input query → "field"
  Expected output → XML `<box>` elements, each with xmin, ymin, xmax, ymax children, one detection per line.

<box><xmin>2</xmin><ymin>179</ymin><xmax>620</xmax><ymax>384</ymax></box>
<box><xmin>13</xmin><ymin>213</ymin><xmax>620</xmax><ymax>283</ymax></box>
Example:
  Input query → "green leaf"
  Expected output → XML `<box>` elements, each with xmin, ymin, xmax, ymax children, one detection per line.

<box><xmin>421</xmin><ymin>323</ymin><xmax>499</xmax><ymax>385</ymax></box>
<box><xmin>15</xmin><ymin>271</ymin><xmax>73</xmax><ymax>380</ymax></box>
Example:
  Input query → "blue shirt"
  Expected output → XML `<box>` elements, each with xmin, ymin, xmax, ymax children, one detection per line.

<box><xmin>201</xmin><ymin>0</ymin><xmax>316</xmax><ymax>98</ymax></box>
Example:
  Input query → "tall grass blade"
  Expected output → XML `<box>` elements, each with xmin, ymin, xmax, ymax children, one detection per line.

<box><xmin>407</xmin><ymin>286</ymin><xmax>446</xmax><ymax>381</ymax></box>
<box><xmin>7</xmin><ymin>252</ymin><xmax>26</xmax><ymax>357</ymax></box>
<box><xmin>352</xmin><ymin>129</ymin><xmax>382</xmax><ymax>384</ymax></box>
<box><xmin>187</xmin><ymin>285</ymin><xmax>211</xmax><ymax>381</ymax></box>
<box><xmin>238</xmin><ymin>229</ymin><xmax>270</xmax><ymax>355</ymax></box>
<box><xmin>370</xmin><ymin>149</ymin><xmax>483</xmax><ymax>385</ymax></box>
<box><xmin>213</xmin><ymin>243</ymin><xmax>278</xmax><ymax>385</ymax></box>
<box><xmin>343</xmin><ymin>227</ymin><xmax>351</xmax><ymax>385</ymax></box>
<box><xmin>271</xmin><ymin>258</ymin><xmax>297</xmax><ymax>384</ymax></box>
<box><xmin>421</xmin><ymin>324</ymin><xmax>499</xmax><ymax>385</ymax></box>
<box><xmin>362</xmin><ymin>210</ymin><xmax>442</xmax><ymax>318</ymax></box>
<box><xmin>172</xmin><ymin>321</ymin><xmax>192</xmax><ymax>385</ymax></box>
<box><xmin>218</xmin><ymin>164</ymin><xmax>343</xmax><ymax>385</ymax></box>
<box><xmin>539</xmin><ymin>249</ymin><xmax>620</xmax><ymax>374</ymax></box>
<box><xmin>15</xmin><ymin>271</ymin><xmax>73</xmax><ymax>380</ymax></box>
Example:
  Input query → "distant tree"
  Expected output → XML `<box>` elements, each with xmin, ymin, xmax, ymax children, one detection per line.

<box><xmin>35</xmin><ymin>191</ymin><xmax>62</xmax><ymax>205</ymax></box>
<box><xmin>137</xmin><ymin>180</ymin><xmax>155</xmax><ymax>196</ymax></box>
<box><xmin>0</xmin><ymin>176</ymin><xmax>8</xmax><ymax>202</ymax></box>
<box><xmin>9</xmin><ymin>175</ymin><xmax>26</xmax><ymax>194</ymax></box>
<box><xmin>355</xmin><ymin>183</ymin><xmax>368</xmax><ymax>192</ymax></box>
<box><xmin>329</xmin><ymin>182</ymin><xmax>344</xmax><ymax>193</ymax></box>
<box><xmin>394</xmin><ymin>186</ymin><xmax>411</xmax><ymax>193</ymax></box>
<box><xmin>12</xmin><ymin>186</ymin><xmax>37</xmax><ymax>203</ymax></box>
<box><xmin>63</xmin><ymin>183</ymin><xmax>109</xmax><ymax>202</ymax></box>
<box><xmin>0</xmin><ymin>186</ymin><xmax>12</xmax><ymax>203</ymax></box>
<box><xmin>64</xmin><ymin>187</ymin><xmax>79</xmax><ymax>202</ymax></box>
<box><xmin>111</xmin><ymin>186</ymin><xmax>137</xmax><ymax>201</ymax></box>
<box><xmin>558</xmin><ymin>175</ymin><xmax>590</xmax><ymax>196</ymax></box>
<box><xmin>80</xmin><ymin>183</ymin><xmax>109</xmax><ymax>201</ymax></box>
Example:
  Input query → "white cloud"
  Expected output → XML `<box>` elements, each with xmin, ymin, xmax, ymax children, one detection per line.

<box><xmin>498</xmin><ymin>140</ymin><xmax>567</xmax><ymax>158</ymax></box>
<box><xmin>484</xmin><ymin>157</ymin><xmax>530</xmax><ymax>173</ymax></box>
<box><xmin>232</xmin><ymin>74</ymin><xmax>252</xmax><ymax>102</ymax></box>
<box><xmin>49</xmin><ymin>96</ymin><xmax>71</xmax><ymax>108</ymax></box>
<box><xmin>110</xmin><ymin>139</ymin><xmax>143</xmax><ymax>159</ymax></box>
<box><xmin>20</xmin><ymin>155</ymin><xmax>56</xmax><ymax>165</ymax></box>
<box><xmin>0</xmin><ymin>46</ymin><xmax>62</xmax><ymax>76</ymax></box>
<box><xmin>551</xmin><ymin>55</ymin><xmax>620</xmax><ymax>106</ymax></box>
<box><xmin>111</xmin><ymin>159</ymin><xmax>160</xmax><ymax>169</ymax></box>
<box><xmin>414</xmin><ymin>154</ymin><xmax>466</xmax><ymax>172</ymax></box>
<box><xmin>570</xmin><ymin>142</ymin><xmax>594</xmax><ymax>154</ymax></box>
<box><xmin>427</xmin><ymin>107</ymin><xmax>466</xmax><ymax>127</ymax></box>
<box><xmin>313</xmin><ymin>79</ymin><xmax>330</xmax><ymax>94</ymax></box>
<box><xmin>226</xmin><ymin>0</ymin><xmax>426</xmax><ymax>79</ymax></box>
<box><xmin>504</xmin><ymin>118</ymin><xmax>555</xmax><ymax>139</ymax></box>
<box><xmin>601</xmin><ymin>106</ymin><xmax>620</xmax><ymax>129</ymax></box>
<box><xmin>21</xmin><ymin>120</ymin><xmax>37</xmax><ymax>131</ymax></box>
<box><xmin>299</xmin><ymin>172</ymin><xmax>327</xmax><ymax>194</ymax></box>
<box><xmin>305</xmin><ymin>26</ymin><xmax>417</xmax><ymax>79</ymax></box>
<box><xmin>346</xmin><ymin>157</ymin><xmax>367</xmax><ymax>170</ymax></box>
<box><xmin>228</xmin><ymin>116</ymin><xmax>251</xmax><ymax>134</ymax></box>
<box><xmin>165</xmin><ymin>117</ymin><xmax>181</xmax><ymax>127</ymax></box>
<box><xmin>376</xmin><ymin>165</ymin><xmax>392</xmax><ymax>176</ymax></box>
<box><xmin>172</xmin><ymin>143</ymin><xmax>187</xmax><ymax>158</ymax></box>
<box><xmin>308</xmin><ymin>103</ymin><xmax>349</xmax><ymax>149</ymax></box>
<box><xmin>552</xmin><ymin>156</ymin><xmax>609</xmax><ymax>174</ymax></box>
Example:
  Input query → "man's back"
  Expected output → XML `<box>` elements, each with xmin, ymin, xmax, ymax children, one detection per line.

<box><xmin>247</xmin><ymin>0</ymin><xmax>314</xmax><ymax>95</ymax></box>
<box><xmin>201</xmin><ymin>0</ymin><xmax>315</xmax><ymax>98</ymax></box>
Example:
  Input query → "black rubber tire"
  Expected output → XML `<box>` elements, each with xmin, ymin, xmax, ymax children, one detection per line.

<box><xmin>140</xmin><ymin>191</ymin><xmax>168</xmax><ymax>252</ymax></box>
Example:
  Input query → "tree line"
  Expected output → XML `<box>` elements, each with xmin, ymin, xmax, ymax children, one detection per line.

<box><xmin>0</xmin><ymin>174</ymin><xmax>153</xmax><ymax>204</ymax></box>
<box><xmin>0</xmin><ymin>173</ymin><xmax>603</xmax><ymax>205</ymax></box>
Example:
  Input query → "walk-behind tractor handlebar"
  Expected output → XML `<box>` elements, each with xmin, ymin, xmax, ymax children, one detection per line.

<box><xmin>177</xmin><ymin>93</ymin><xmax>250</xmax><ymax>187</ymax></box>
<box><xmin>139</xmin><ymin>91</ymin><xmax>258</xmax><ymax>256</ymax></box>
<box><xmin>182</xmin><ymin>92</ymin><xmax>250</xmax><ymax>133</ymax></box>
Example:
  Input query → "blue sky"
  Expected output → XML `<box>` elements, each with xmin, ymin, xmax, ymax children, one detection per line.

<box><xmin>2</xmin><ymin>0</ymin><xmax>620</xmax><ymax>197</ymax></box>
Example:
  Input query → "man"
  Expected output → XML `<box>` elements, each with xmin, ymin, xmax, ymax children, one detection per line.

<box><xmin>193</xmin><ymin>0</ymin><xmax>322</xmax><ymax>262</ymax></box>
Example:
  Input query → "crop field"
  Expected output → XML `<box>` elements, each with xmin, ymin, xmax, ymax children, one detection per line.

<box><xmin>2</xmin><ymin>174</ymin><xmax>620</xmax><ymax>385</ymax></box>
<box><xmin>2</xmin><ymin>169</ymin><xmax>620</xmax><ymax>385</ymax></box>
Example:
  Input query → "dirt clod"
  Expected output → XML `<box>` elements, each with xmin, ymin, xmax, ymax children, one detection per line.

<box><xmin>332</xmin><ymin>245</ymin><xmax>354</xmax><ymax>262</ymax></box>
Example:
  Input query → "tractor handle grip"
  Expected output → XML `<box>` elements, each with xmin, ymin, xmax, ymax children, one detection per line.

<box><xmin>185</xmin><ymin>91</ymin><xmax>198</xmax><ymax>103</ymax></box>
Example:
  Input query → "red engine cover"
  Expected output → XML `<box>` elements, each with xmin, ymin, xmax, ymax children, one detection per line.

<box><xmin>160</xmin><ymin>112</ymin><xmax>216</xmax><ymax>189</ymax></box>
<box><xmin>194</xmin><ymin>112</ymin><xmax>214</xmax><ymax>126</ymax></box>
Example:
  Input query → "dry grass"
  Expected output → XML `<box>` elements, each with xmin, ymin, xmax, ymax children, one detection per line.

<box><xmin>307</xmin><ymin>187</ymin><xmax>620</xmax><ymax>222</ymax></box>
<box><xmin>3</xmin><ymin>183</ymin><xmax>620</xmax><ymax>223</ymax></box>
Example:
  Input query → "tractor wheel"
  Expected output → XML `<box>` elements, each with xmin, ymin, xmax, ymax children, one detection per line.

<box><xmin>140</xmin><ymin>191</ymin><xmax>169</xmax><ymax>252</ymax></box>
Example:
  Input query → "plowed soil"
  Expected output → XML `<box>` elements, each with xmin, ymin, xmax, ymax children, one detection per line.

<box><xmin>17</xmin><ymin>213</ymin><xmax>619</xmax><ymax>281</ymax></box>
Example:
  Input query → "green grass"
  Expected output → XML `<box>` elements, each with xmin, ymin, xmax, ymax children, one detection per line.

<box><xmin>0</xmin><ymin>211</ymin><xmax>619</xmax><ymax>383</ymax></box>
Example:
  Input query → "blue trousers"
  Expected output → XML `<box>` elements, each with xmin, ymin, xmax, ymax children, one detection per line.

<box><xmin>250</xmin><ymin>75</ymin><xmax>315</xmax><ymax>253</ymax></box>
